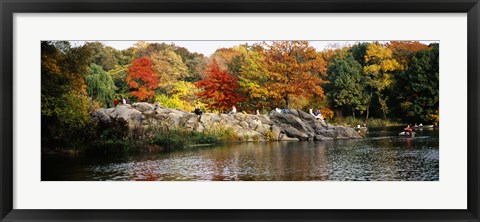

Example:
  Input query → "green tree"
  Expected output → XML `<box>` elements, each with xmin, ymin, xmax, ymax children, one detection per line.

<box><xmin>395</xmin><ymin>44</ymin><xmax>439</xmax><ymax>123</ymax></box>
<box><xmin>85</xmin><ymin>64</ymin><xmax>117</xmax><ymax>107</ymax></box>
<box><xmin>84</xmin><ymin>42</ymin><xmax>119</xmax><ymax>71</ymax></box>
<box><xmin>326</xmin><ymin>50</ymin><xmax>368</xmax><ymax>119</ymax></box>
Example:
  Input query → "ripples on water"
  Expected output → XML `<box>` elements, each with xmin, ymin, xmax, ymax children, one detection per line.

<box><xmin>42</xmin><ymin>127</ymin><xmax>439</xmax><ymax>181</ymax></box>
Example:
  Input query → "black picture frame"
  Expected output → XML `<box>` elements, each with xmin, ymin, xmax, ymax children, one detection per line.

<box><xmin>1</xmin><ymin>0</ymin><xmax>479</xmax><ymax>221</ymax></box>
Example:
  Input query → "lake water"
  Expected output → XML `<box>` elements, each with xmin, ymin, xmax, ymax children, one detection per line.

<box><xmin>42</xmin><ymin>126</ymin><xmax>439</xmax><ymax>181</ymax></box>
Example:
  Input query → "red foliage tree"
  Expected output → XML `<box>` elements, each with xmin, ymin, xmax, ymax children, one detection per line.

<box><xmin>126</xmin><ymin>57</ymin><xmax>158</xmax><ymax>101</ymax></box>
<box><xmin>195</xmin><ymin>59</ymin><xmax>244</xmax><ymax>112</ymax></box>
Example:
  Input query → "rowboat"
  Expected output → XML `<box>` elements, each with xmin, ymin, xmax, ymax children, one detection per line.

<box><xmin>399</xmin><ymin>131</ymin><xmax>415</xmax><ymax>137</ymax></box>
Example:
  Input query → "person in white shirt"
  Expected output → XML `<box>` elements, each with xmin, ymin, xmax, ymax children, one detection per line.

<box><xmin>228</xmin><ymin>106</ymin><xmax>237</xmax><ymax>116</ymax></box>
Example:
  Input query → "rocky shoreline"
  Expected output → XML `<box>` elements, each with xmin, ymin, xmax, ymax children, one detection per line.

<box><xmin>92</xmin><ymin>103</ymin><xmax>362</xmax><ymax>142</ymax></box>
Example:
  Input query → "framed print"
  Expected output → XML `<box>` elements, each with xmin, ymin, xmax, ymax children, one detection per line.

<box><xmin>1</xmin><ymin>0</ymin><xmax>479</xmax><ymax>221</ymax></box>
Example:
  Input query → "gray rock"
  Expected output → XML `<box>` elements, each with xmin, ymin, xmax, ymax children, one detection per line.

<box><xmin>92</xmin><ymin>106</ymin><xmax>361</xmax><ymax>142</ymax></box>
<box><xmin>271</xmin><ymin>125</ymin><xmax>282</xmax><ymax>140</ymax></box>
<box><xmin>279</xmin><ymin>133</ymin><xmax>300</xmax><ymax>141</ymax></box>
<box><xmin>329</xmin><ymin>126</ymin><xmax>362</xmax><ymax>139</ymax></box>
<box><xmin>317</xmin><ymin>129</ymin><xmax>338</xmax><ymax>139</ymax></box>
<box><xmin>255</xmin><ymin>124</ymin><xmax>270</xmax><ymax>135</ymax></box>
<box><xmin>239</xmin><ymin>121</ymin><xmax>249</xmax><ymax>129</ymax></box>
<box><xmin>132</xmin><ymin>102</ymin><xmax>154</xmax><ymax>112</ymax></box>
<box><xmin>284</xmin><ymin>126</ymin><xmax>309</xmax><ymax>140</ymax></box>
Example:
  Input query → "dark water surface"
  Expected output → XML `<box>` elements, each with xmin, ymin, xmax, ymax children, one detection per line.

<box><xmin>42</xmin><ymin>126</ymin><xmax>439</xmax><ymax>181</ymax></box>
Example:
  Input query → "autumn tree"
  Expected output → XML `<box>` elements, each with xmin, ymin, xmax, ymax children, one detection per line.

<box><xmin>212</xmin><ymin>46</ymin><xmax>247</xmax><ymax>70</ymax></box>
<box><xmin>256</xmin><ymin>41</ymin><xmax>327</xmax><ymax>109</ymax></box>
<box><xmin>195</xmin><ymin>59</ymin><xmax>244</xmax><ymax>112</ymax></box>
<box><xmin>84</xmin><ymin>42</ymin><xmax>119</xmax><ymax>71</ymax></box>
<box><xmin>41</xmin><ymin>41</ymin><xmax>96</xmax><ymax>148</ymax></box>
<box><xmin>387</xmin><ymin>41</ymin><xmax>429</xmax><ymax>70</ymax></box>
<box><xmin>108</xmin><ymin>64</ymin><xmax>130</xmax><ymax>98</ymax></box>
<box><xmin>173</xmin><ymin>46</ymin><xmax>209</xmax><ymax>82</ymax></box>
<box><xmin>363</xmin><ymin>43</ymin><xmax>401</xmax><ymax>119</ymax></box>
<box><xmin>149</xmin><ymin>49</ymin><xmax>189</xmax><ymax>94</ymax></box>
<box><xmin>85</xmin><ymin>64</ymin><xmax>117</xmax><ymax>107</ymax></box>
<box><xmin>126</xmin><ymin>57</ymin><xmax>159</xmax><ymax>101</ymax></box>
<box><xmin>238</xmin><ymin>45</ymin><xmax>273</xmax><ymax>110</ymax></box>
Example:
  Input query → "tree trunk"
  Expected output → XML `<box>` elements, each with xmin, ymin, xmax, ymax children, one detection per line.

<box><xmin>366</xmin><ymin>91</ymin><xmax>373</xmax><ymax>120</ymax></box>
<box><xmin>285</xmin><ymin>94</ymin><xmax>290</xmax><ymax>109</ymax></box>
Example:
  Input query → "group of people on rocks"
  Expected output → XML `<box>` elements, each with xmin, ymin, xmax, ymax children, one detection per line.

<box><xmin>113</xmin><ymin>97</ymin><xmax>128</xmax><ymax>106</ymax></box>
<box><xmin>113</xmin><ymin>99</ymin><xmax>327</xmax><ymax>125</ymax></box>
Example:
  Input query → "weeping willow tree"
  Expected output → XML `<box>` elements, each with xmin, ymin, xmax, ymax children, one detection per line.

<box><xmin>86</xmin><ymin>64</ymin><xmax>117</xmax><ymax>107</ymax></box>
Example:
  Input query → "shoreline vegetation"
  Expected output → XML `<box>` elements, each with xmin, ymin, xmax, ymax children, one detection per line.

<box><xmin>41</xmin><ymin>40</ymin><xmax>439</xmax><ymax>156</ymax></box>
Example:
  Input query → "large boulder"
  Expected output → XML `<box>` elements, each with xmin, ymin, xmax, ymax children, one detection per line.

<box><xmin>92</xmin><ymin>106</ymin><xmax>361</xmax><ymax>142</ymax></box>
<box><xmin>329</xmin><ymin>126</ymin><xmax>362</xmax><ymax>139</ymax></box>
<box><xmin>283</xmin><ymin>126</ymin><xmax>309</xmax><ymax>140</ymax></box>
<box><xmin>132</xmin><ymin>102</ymin><xmax>154</xmax><ymax>113</ymax></box>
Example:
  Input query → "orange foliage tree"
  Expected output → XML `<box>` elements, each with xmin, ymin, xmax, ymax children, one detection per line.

<box><xmin>195</xmin><ymin>59</ymin><xmax>244</xmax><ymax>112</ymax></box>
<box><xmin>260</xmin><ymin>41</ymin><xmax>328</xmax><ymax>109</ymax></box>
<box><xmin>126</xmin><ymin>57</ymin><xmax>159</xmax><ymax>101</ymax></box>
<box><xmin>387</xmin><ymin>41</ymin><xmax>429</xmax><ymax>70</ymax></box>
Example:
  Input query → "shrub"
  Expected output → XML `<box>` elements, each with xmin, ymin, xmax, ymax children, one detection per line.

<box><xmin>265</xmin><ymin>130</ymin><xmax>274</xmax><ymax>141</ymax></box>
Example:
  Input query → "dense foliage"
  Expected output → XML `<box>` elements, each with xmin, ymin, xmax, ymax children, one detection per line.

<box><xmin>41</xmin><ymin>40</ymin><xmax>439</xmax><ymax>150</ymax></box>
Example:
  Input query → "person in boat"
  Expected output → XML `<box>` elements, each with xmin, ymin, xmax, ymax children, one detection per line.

<box><xmin>404</xmin><ymin>124</ymin><xmax>413</xmax><ymax>135</ymax></box>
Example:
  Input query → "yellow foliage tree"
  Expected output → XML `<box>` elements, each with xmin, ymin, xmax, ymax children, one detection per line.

<box><xmin>363</xmin><ymin>43</ymin><xmax>401</xmax><ymax>119</ymax></box>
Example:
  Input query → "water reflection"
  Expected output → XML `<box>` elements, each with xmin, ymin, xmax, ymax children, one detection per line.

<box><xmin>42</xmin><ymin>126</ymin><xmax>439</xmax><ymax>181</ymax></box>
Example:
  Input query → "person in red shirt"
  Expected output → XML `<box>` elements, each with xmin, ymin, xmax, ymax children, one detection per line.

<box><xmin>404</xmin><ymin>124</ymin><xmax>413</xmax><ymax>135</ymax></box>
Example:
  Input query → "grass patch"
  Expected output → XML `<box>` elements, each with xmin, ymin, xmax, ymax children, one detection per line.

<box><xmin>330</xmin><ymin>117</ymin><xmax>404</xmax><ymax>128</ymax></box>
<box><xmin>151</xmin><ymin>127</ymin><xmax>239</xmax><ymax>151</ymax></box>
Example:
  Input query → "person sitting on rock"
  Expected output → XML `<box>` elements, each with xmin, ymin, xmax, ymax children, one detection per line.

<box><xmin>194</xmin><ymin>106</ymin><xmax>202</xmax><ymax>116</ymax></box>
<box><xmin>228</xmin><ymin>106</ymin><xmax>237</xmax><ymax>116</ymax></box>
<box><xmin>194</xmin><ymin>106</ymin><xmax>202</xmax><ymax>121</ymax></box>
<box><xmin>250</xmin><ymin>117</ymin><xmax>261</xmax><ymax>129</ymax></box>
<box><xmin>314</xmin><ymin>109</ymin><xmax>324</xmax><ymax>121</ymax></box>
<box><xmin>154</xmin><ymin>101</ymin><xmax>161</xmax><ymax>111</ymax></box>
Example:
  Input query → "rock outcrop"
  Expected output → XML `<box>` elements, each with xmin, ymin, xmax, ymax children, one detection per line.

<box><xmin>92</xmin><ymin>103</ymin><xmax>362</xmax><ymax>142</ymax></box>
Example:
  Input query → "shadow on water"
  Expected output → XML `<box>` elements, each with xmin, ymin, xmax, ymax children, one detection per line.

<box><xmin>42</xmin><ymin>126</ymin><xmax>439</xmax><ymax>181</ymax></box>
